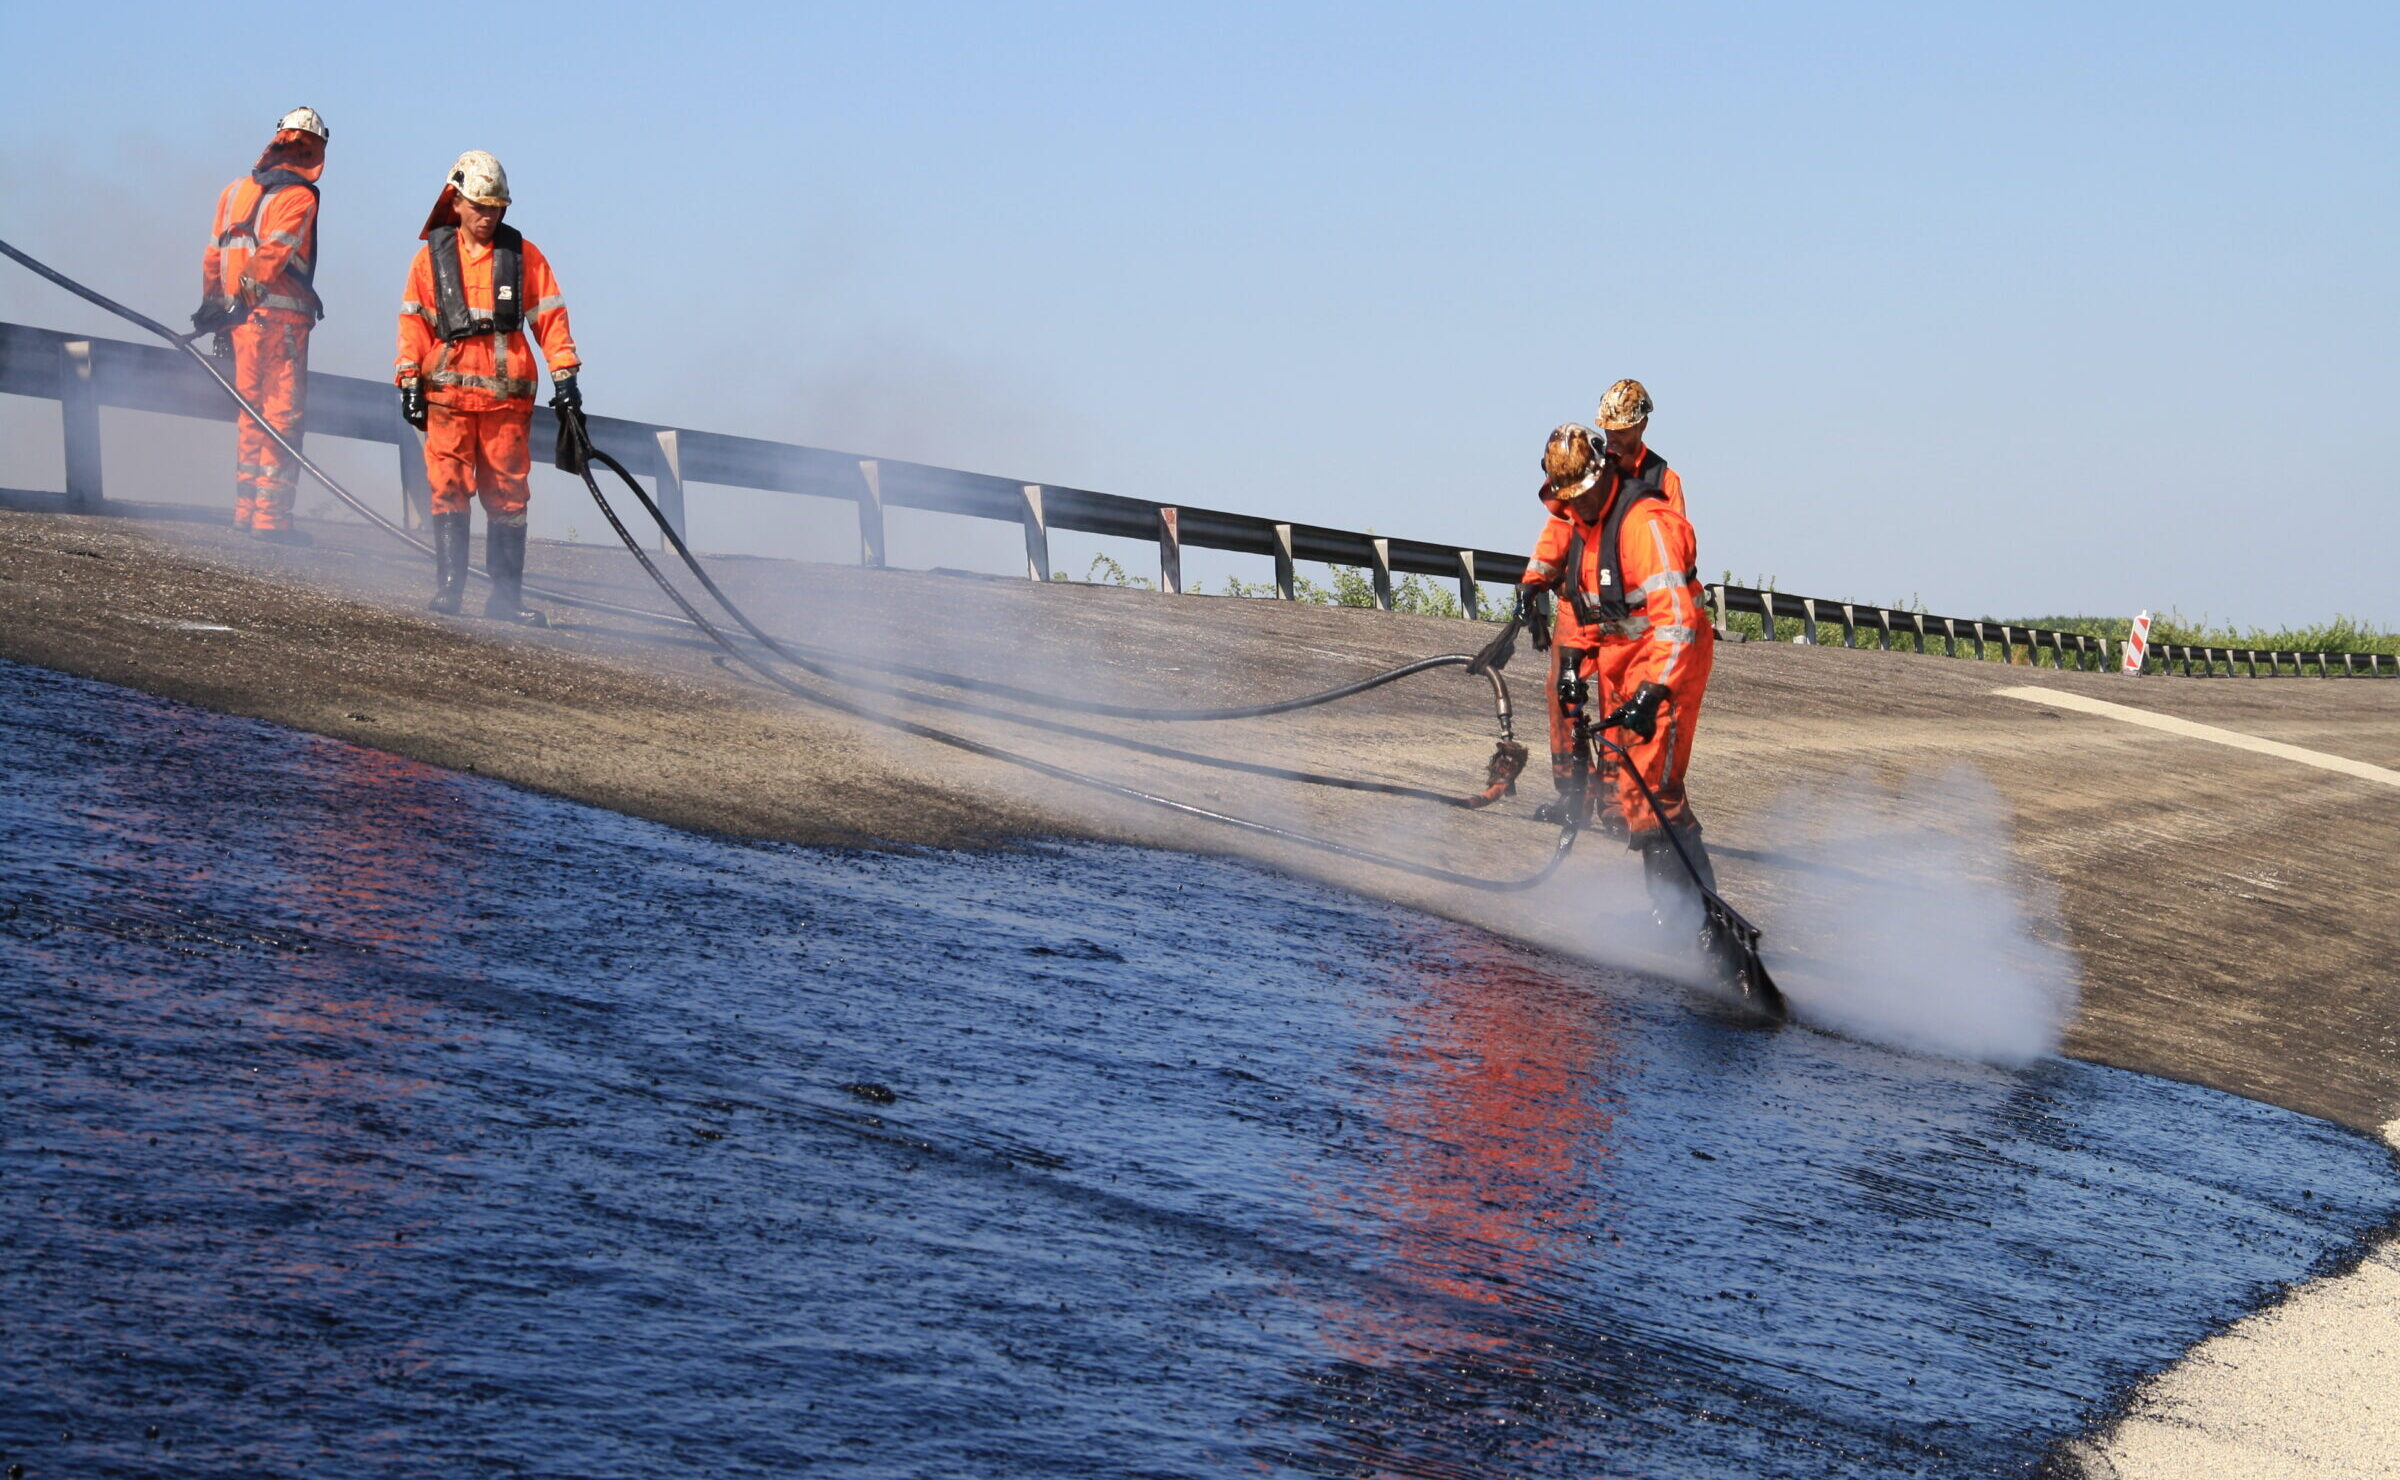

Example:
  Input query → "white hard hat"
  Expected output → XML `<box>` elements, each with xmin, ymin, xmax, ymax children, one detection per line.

<box><xmin>277</xmin><ymin>106</ymin><xmax>329</xmax><ymax>142</ymax></box>
<box><xmin>446</xmin><ymin>150</ymin><xmax>511</xmax><ymax>206</ymax></box>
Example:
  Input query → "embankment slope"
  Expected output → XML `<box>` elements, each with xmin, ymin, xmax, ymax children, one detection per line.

<box><xmin>3</xmin><ymin>506</ymin><xmax>2396</xmax><ymax>1138</ymax></box>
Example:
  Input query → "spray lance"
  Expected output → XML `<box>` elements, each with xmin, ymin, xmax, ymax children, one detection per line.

<box><xmin>1578</xmin><ymin>683</ymin><xmax>1785</xmax><ymax>1022</ymax></box>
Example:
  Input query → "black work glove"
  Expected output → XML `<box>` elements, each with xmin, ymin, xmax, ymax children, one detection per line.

<box><xmin>189</xmin><ymin>294</ymin><xmax>243</xmax><ymax>336</ymax></box>
<box><xmin>1522</xmin><ymin>587</ymin><xmax>1553</xmax><ymax>652</ymax></box>
<box><xmin>1602</xmin><ymin>681</ymin><xmax>1671</xmax><ymax>741</ymax></box>
<box><xmin>399</xmin><ymin>378</ymin><xmax>427</xmax><ymax>430</ymax></box>
<box><xmin>551</xmin><ymin>374</ymin><xmax>588</xmax><ymax>475</ymax></box>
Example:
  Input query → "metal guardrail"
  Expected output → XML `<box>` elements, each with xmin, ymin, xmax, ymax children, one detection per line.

<box><xmin>2</xmin><ymin>320</ymin><xmax>2390</xmax><ymax>679</ymax></box>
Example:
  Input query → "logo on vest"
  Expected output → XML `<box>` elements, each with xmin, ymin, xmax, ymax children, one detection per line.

<box><xmin>498</xmin><ymin>285</ymin><xmax>516</xmax><ymax>301</ymax></box>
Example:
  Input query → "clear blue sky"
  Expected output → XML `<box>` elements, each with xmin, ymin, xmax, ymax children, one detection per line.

<box><xmin>4</xmin><ymin>2</ymin><xmax>2393</xmax><ymax>628</ymax></box>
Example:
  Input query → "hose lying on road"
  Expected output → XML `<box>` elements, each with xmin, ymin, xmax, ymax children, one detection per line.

<box><xmin>0</xmin><ymin>235</ymin><xmax>1571</xmax><ymax>892</ymax></box>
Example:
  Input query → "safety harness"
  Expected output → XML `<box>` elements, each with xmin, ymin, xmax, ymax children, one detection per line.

<box><xmin>427</xmin><ymin>224</ymin><xmax>525</xmax><ymax>339</ymax></box>
<box><xmin>1559</xmin><ymin>452</ymin><xmax>1699</xmax><ymax>629</ymax></box>
<box><xmin>213</xmin><ymin>167</ymin><xmax>323</xmax><ymax>320</ymax></box>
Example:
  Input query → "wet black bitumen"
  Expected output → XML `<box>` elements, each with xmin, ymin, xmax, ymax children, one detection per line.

<box><xmin>2</xmin><ymin>656</ymin><xmax>2395</xmax><ymax>1478</ymax></box>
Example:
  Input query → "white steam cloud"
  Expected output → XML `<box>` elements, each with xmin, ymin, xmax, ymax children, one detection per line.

<box><xmin>1762</xmin><ymin>765</ymin><xmax>2080</xmax><ymax>1066</ymax></box>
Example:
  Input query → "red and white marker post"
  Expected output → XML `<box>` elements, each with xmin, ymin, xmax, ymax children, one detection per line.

<box><xmin>2121</xmin><ymin>610</ymin><xmax>2152</xmax><ymax>675</ymax></box>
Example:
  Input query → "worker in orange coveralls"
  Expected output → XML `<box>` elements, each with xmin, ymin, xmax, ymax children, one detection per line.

<box><xmin>194</xmin><ymin>107</ymin><xmax>329</xmax><ymax>543</ymax></box>
<box><xmin>394</xmin><ymin>151</ymin><xmax>580</xmax><ymax>625</ymax></box>
<box><xmin>1516</xmin><ymin>380</ymin><xmax>1720</xmax><ymax>917</ymax></box>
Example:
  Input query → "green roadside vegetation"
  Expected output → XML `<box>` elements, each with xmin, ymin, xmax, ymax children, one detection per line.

<box><xmin>1075</xmin><ymin>554</ymin><xmax>2398</xmax><ymax>667</ymax></box>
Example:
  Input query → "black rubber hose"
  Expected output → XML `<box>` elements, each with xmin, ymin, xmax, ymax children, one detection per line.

<box><xmin>0</xmin><ymin>235</ymin><xmax>1573</xmax><ymax>892</ymax></box>
<box><xmin>565</xmin><ymin>427</ymin><xmax>1580</xmax><ymax>892</ymax></box>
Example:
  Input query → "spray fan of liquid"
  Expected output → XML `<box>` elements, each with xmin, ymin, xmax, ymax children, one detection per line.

<box><xmin>1</xmin><ymin>656</ymin><xmax>2392</xmax><ymax>1479</ymax></box>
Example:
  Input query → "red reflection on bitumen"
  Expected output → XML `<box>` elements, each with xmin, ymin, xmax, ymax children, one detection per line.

<box><xmin>1282</xmin><ymin>923</ymin><xmax>1627</xmax><ymax>1472</ymax></box>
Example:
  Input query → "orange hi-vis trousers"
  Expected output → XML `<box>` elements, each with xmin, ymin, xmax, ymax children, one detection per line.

<box><xmin>424</xmin><ymin>402</ymin><xmax>532</xmax><ymax>525</ymax></box>
<box><xmin>1588</xmin><ymin>632</ymin><xmax>1711</xmax><ymax>838</ymax></box>
<box><xmin>232</xmin><ymin>311</ymin><xmax>311</xmax><ymax>530</ymax></box>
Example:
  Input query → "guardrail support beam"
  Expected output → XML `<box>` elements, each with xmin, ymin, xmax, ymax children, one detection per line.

<box><xmin>1273</xmin><ymin>523</ymin><xmax>1295</xmax><ymax>601</ymax></box>
<box><xmin>1158</xmin><ymin>506</ymin><xmax>1182</xmax><ymax>594</ymax></box>
<box><xmin>1801</xmin><ymin>598</ymin><xmax>1819</xmax><ymax>646</ymax></box>
<box><xmin>1021</xmin><ymin>484</ymin><xmax>1050</xmax><ymax>582</ymax></box>
<box><xmin>653</xmin><ymin>429</ymin><xmax>687</xmax><ymax>550</ymax></box>
<box><xmin>1370</xmin><ymin>538</ymin><xmax>1392</xmax><ymax>611</ymax></box>
<box><xmin>1457</xmin><ymin>551</ymin><xmax>1479</xmax><ymax>619</ymax></box>
<box><xmin>61</xmin><ymin>340</ymin><xmax>102</xmax><ymax>512</ymax></box>
<box><xmin>856</xmin><ymin>460</ymin><xmax>886</xmax><ymax>569</ymax></box>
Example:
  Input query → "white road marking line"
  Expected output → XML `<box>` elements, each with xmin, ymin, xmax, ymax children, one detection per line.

<box><xmin>1993</xmin><ymin>686</ymin><xmax>2400</xmax><ymax>790</ymax></box>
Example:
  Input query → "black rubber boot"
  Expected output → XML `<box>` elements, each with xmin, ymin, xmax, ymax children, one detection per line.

<box><xmin>426</xmin><ymin>512</ymin><xmax>469</xmax><ymax>614</ymax></box>
<box><xmin>1637</xmin><ymin>822</ymin><xmax>1718</xmax><ymax>921</ymax></box>
<box><xmin>481</xmin><ymin>521</ymin><xmax>547</xmax><ymax>626</ymax></box>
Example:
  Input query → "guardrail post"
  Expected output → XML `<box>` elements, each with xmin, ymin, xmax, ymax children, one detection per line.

<box><xmin>1019</xmin><ymin>484</ymin><xmax>1050</xmax><ymax>581</ymax></box>
<box><xmin>856</xmin><ymin>460</ymin><xmax>886</xmax><ymax>569</ymax></box>
<box><xmin>653</xmin><ymin>429</ymin><xmax>687</xmax><ymax>550</ymax></box>
<box><xmin>2246</xmin><ymin>649</ymin><xmax>2259</xmax><ymax>677</ymax></box>
<box><xmin>1710</xmin><ymin>584</ymin><xmax>1728</xmax><ymax>636</ymax></box>
<box><xmin>1273</xmin><ymin>523</ymin><xmax>1296</xmax><ymax>600</ymax></box>
<box><xmin>1873</xmin><ymin>608</ymin><xmax>1893</xmax><ymax>650</ymax></box>
<box><xmin>1911</xmin><ymin>613</ymin><xmax>1929</xmax><ymax>653</ymax></box>
<box><xmin>1370</xmin><ymin>538</ymin><xmax>1393</xmax><ymax>611</ymax></box>
<box><xmin>1158</xmin><ymin>506</ymin><xmax>1182</xmax><ymax>594</ymax></box>
<box><xmin>1800</xmin><ymin>597</ymin><xmax>1819</xmax><ymax>645</ymax></box>
<box><xmin>61</xmin><ymin>340</ymin><xmax>102</xmax><ymax>511</ymax></box>
<box><xmin>396</xmin><ymin>413</ymin><xmax>432</xmax><ymax>530</ymax></box>
<box><xmin>1839</xmin><ymin>603</ymin><xmax>1858</xmax><ymax>648</ymax></box>
<box><xmin>1970</xmin><ymin>622</ymin><xmax>1988</xmax><ymax>661</ymax></box>
<box><xmin>1457</xmin><ymin>551</ymin><xmax>1479</xmax><ymax>619</ymax></box>
<box><xmin>1999</xmin><ymin>625</ymin><xmax>2017</xmax><ymax>665</ymax></box>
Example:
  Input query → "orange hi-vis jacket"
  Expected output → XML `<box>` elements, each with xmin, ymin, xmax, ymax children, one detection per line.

<box><xmin>203</xmin><ymin>156</ymin><xmax>325</xmax><ymax>321</ymax></box>
<box><xmin>1524</xmin><ymin>452</ymin><xmax>1698</xmax><ymax>665</ymax></box>
<box><xmin>394</xmin><ymin>231</ymin><xmax>577</xmax><ymax>411</ymax></box>
<box><xmin>1521</xmin><ymin>450</ymin><xmax>1712</xmax><ymax>835</ymax></box>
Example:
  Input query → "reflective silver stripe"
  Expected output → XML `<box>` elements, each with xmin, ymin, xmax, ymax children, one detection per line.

<box><xmin>1604</xmin><ymin>615</ymin><xmax>1652</xmax><ymax>638</ymax></box>
<box><xmin>266</xmin><ymin>230</ymin><xmax>307</xmax><ymax>248</ymax></box>
<box><xmin>1527</xmin><ymin>558</ymin><xmax>1560</xmax><ymax>579</ymax></box>
<box><xmin>427</xmin><ymin>369</ymin><xmax>538</xmax><ymax>398</ymax></box>
<box><xmin>528</xmin><ymin>294</ymin><xmax>566</xmax><ymax>317</ymax></box>
<box><xmin>492</xmin><ymin>330</ymin><xmax>510</xmax><ymax>391</ymax></box>
<box><xmin>1632</xmin><ymin>569</ymin><xmax>1686</xmax><ymax>598</ymax></box>
<box><xmin>488</xmin><ymin>509</ymin><xmax>530</xmax><ymax>529</ymax></box>
<box><xmin>1648</xmin><ymin>522</ymin><xmax>1691</xmax><ymax>682</ymax></box>
<box><xmin>259</xmin><ymin>293</ymin><xmax>316</xmax><ymax>314</ymax></box>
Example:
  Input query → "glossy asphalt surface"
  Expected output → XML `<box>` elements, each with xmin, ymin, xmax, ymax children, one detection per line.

<box><xmin>3</xmin><ymin>655</ymin><xmax>2394</xmax><ymax>1479</ymax></box>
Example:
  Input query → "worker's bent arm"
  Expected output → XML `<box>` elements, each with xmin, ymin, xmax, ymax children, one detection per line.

<box><xmin>394</xmin><ymin>248</ymin><xmax>436</xmax><ymax>383</ymax></box>
<box><xmin>1619</xmin><ymin>506</ymin><xmax>1706</xmax><ymax>692</ymax></box>
<box><xmin>1520</xmin><ymin>515</ymin><xmax>1573</xmax><ymax>592</ymax></box>
<box><xmin>521</xmin><ymin>240</ymin><xmax>579</xmax><ymax>377</ymax></box>
<box><xmin>240</xmin><ymin>187</ymin><xmax>317</xmax><ymax>299</ymax></box>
